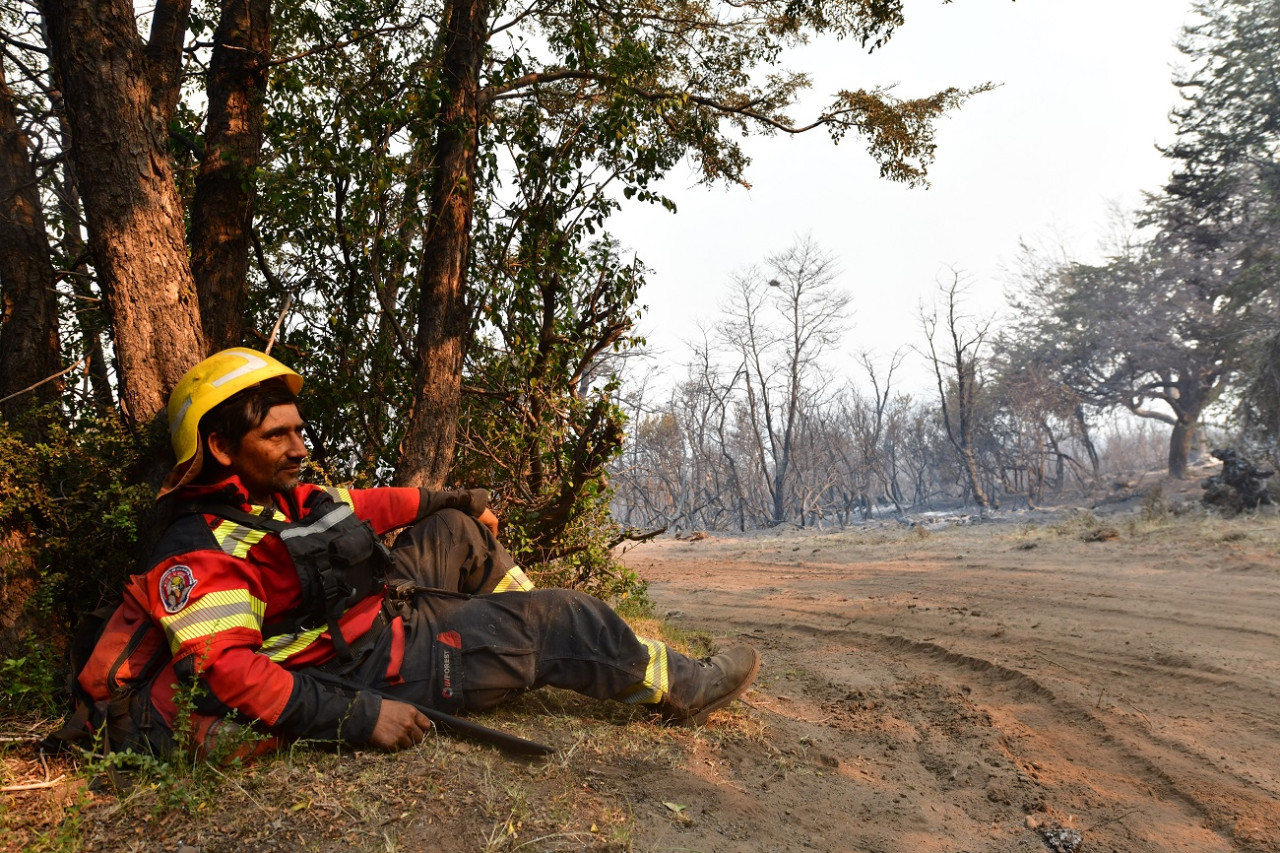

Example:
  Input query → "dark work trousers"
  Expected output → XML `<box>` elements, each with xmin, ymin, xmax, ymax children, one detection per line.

<box><xmin>343</xmin><ymin>509</ymin><xmax>654</xmax><ymax>713</ymax></box>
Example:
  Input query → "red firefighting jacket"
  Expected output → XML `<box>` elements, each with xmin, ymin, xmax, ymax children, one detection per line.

<box><xmin>94</xmin><ymin>476</ymin><xmax>484</xmax><ymax>746</ymax></box>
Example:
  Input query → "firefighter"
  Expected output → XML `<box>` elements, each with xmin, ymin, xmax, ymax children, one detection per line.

<box><xmin>79</xmin><ymin>348</ymin><xmax>759</xmax><ymax>753</ymax></box>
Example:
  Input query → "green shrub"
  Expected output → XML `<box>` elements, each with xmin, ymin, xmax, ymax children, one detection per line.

<box><xmin>0</xmin><ymin>414</ymin><xmax>158</xmax><ymax>657</ymax></box>
<box><xmin>0</xmin><ymin>641</ymin><xmax>62</xmax><ymax>715</ymax></box>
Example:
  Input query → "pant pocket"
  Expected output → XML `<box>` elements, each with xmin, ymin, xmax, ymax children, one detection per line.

<box><xmin>458</xmin><ymin>643</ymin><xmax>537</xmax><ymax>711</ymax></box>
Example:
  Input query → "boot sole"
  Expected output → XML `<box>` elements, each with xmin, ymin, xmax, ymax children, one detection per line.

<box><xmin>679</xmin><ymin>647</ymin><xmax>762</xmax><ymax>728</ymax></box>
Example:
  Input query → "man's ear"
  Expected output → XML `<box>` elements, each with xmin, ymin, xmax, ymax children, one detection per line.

<box><xmin>206</xmin><ymin>432</ymin><xmax>235</xmax><ymax>467</ymax></box>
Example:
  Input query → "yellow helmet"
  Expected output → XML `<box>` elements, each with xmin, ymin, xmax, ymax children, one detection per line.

<box><xmin>158</xmin><ymin>348</ymin><xmax>303</xmax><ymax>498</ymax></box>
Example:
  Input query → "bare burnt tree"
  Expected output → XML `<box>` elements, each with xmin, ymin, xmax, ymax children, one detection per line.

<box><xmin>784</xmin><ymin>389</ymin><xmax>835</xmax><ymax>528</ymax></box>
<box><xmin>671</xmin><ymin>337</ymin><xmax>748</xmax><ymax>530</ymax></box>
<box><xmin>922</xmin><ymin>272</ymin><xmax>992</xmax><ymax>511</ymax></box>
<box><xmin>721</xmin><ymin>237</ymin><xmax>850</xmax><ymax>526</ymax></box>
<box><xmin>847</xmin><ymin>352</ymin><xmax>908</xmax><ymax>518</ymax></box>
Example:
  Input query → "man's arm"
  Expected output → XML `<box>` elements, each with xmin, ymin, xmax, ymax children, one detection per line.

<box><xmin>188</xmin><ymin>645</ymin><xmax>383</xmax><ymax>744</ymax></box>
<box><xmin>326</xmin><ymin>484</ymin><xmax>491</xmax><ymax>535</ymax></box>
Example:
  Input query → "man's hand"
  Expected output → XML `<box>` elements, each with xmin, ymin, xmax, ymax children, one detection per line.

<box><xmin>478</xmin><ymin>507</ymin><xmax>499</xmax><ymax>538</ymax></box>
<box><xmin>368</xmin><ymin>699</ymin><xmax>434</xmax><ymax>751</ymax></box>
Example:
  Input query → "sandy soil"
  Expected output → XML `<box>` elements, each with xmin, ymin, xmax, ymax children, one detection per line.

<box><xmin>614</xmin><ymin>507</ymin><xmax>1280</xmax><ymax>853</ymax></box>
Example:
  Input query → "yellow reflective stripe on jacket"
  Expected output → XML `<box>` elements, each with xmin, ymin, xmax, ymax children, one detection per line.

<box><xmin>258</xmin><ymin>626</ymin><xmax>327</xmax><ymax>662</ymax></box>
<box><xmin>492</xmin><ymin>566</ymin><xmax>535</xmax><ymax>593</ymax></box>
<box><xmin>248</xmin><ymin>504</ymin><xmax>288</xmax><ymax>521</ymax></box>
<box><xmin>161</xmin><ymin>589</ymin><xmax>265</xmax><ymax>653</ymax></box>
<box><xmin>210</xmin><ymin>506</ymin><xmax>284</xmax><ymax>558</ymax></box>
<box><xmin>211</xmin><ymin>520</ymin><xmax>269</xmax><ymax>558</ymax></box>
<box><xmin>617</xmin><ymin>637</ymin><xmax>670</xmax><ymax>705</ymax></box>
<box><xmin>323</xmin><ymin>487</ymin><xmax>355</xmax><ymax>509</ymax></box>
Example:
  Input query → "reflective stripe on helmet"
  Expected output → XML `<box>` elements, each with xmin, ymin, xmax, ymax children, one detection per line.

<box><xmin>210</xmin><ymin>351</ymin><xmax>268</xmax><ymax>388</ymax></box>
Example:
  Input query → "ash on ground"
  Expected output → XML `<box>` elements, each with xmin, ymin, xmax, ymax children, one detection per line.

<box><xmin>1039</xmin><ymin>823</ymin><xmax>1084</xmax><ymax>853</ymax></box>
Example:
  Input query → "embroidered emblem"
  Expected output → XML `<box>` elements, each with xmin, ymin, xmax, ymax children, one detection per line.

<box><xmin>160</xmin><ymin>564</ymin><xmax>198</xmax><ymax>613</ymax></box>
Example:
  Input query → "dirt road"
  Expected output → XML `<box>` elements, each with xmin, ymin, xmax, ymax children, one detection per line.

<box><xmin>617</xmin><ymin>512</ymin><xmax>1280</xmax><ymax>853</ymax></box>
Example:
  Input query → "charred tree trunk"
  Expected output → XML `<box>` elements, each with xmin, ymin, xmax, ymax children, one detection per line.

<box><xmin>1168</xmin><ymin>412</ymin><xmax>1202</xmax><ymax>480</ymax></box>
<box><xmin>925</xmin><ymin>278</ymin><xmax>991</xmax><ymax>512</ymax></box>
<box><xmin>1168</xmin><ymin>420</ymin><xmax>1196</xmax><ymax>480</ymax></box>
<box><xmin>395</xmin><ymin>0</ymin><xmax>490</xmax><ymax>488</ymax></box>
<box><xmin>1167</xmin><ymin>379</ymin><xmax>1208</xmax><ymax>480</ymax></box>
<box><xmin>41</xmin><ymin>0</ymin><xmax>204</xmax><ymax>423</ymax></box>
<box><xmin>0</xmin><ymin>62</ymin><xmax>62</xmax><ymax>425</ymax></box>
<box><xmin>953</xmin><ymin>363</ymin><xmax>991</xmax><ymax>510</ymax></box>
<box><xmin>191</xmin><ymin>0</ymin><xmax>272</xmax><ymax>351</ymax></box>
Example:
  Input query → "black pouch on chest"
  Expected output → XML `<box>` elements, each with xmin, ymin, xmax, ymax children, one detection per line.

<box><xmin>278</xmin><ymin>501</ymin><xmax>389</xmax><ymax>622</ymax></box>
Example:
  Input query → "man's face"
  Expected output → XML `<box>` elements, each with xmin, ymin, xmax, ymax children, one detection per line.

<box><xmin>209</xmin><ymin>403</ymin><xmax>308</xmax><ymax>504</ymax></box>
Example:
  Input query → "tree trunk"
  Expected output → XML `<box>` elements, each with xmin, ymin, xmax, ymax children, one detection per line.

<box><xmin>0</xmin><ymin>529</ymin><xmax>41</xmax><ymax>655</ymax></box>
<box><xmin>191</xmin><ymin>0</ymin><xmax>271</xmax><ymax>351</ymax></box>
<box><xmin>960</xmin><ymin>445</ymin><xmax>990</xmax><ymax>509</ymax></box>
<box><xmin>1168</xmin><ymin>419</ymin><xmax>1195</xmax><ymax>479</ymax></box>
<box><xmin>771</xmin><ymin>465</ymin><xmax>787</xmax><ymax>525</ymax></box>
<box><xmin>51</xmin><ymin>100</ymin><xmax>115</xmax><ymax>412</ymax></box>
<box><xmin>1166</xmin><ymin>380</ymin><xmax>1209</xmax><ymax>480</ymax></box>
<box><xmin>0</xmin><ymin>62</ymin><xmax>62</xmax><ymax>424</ymax></box>
<box><xmin>395</xmin><ymin>0</ymin><xmax>490</xmax><ymax>488</ymax></box>
<box><xmin>41</xmin><ymin>0</ymin><xmax>204</xmax><ymax>423</ymax></box>
<box><xmin>1074</xmin><ymin>405</ymin><xmax>1100</xmax><ymax>475</ymax></box>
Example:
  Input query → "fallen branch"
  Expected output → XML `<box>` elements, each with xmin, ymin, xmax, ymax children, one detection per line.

<box><xmin>608</xmin><ymin>526</ymin><xmax>667</xmax><ymax>549</ymax></box>
<box><xmin>2</xmin><ymin>775</ymin><xmax>66</xmax><ymax>793</ymax></box>
<box><xmin>1036</xmin><ymin>652</ymin><xmax>1074</xmax><ymax>672</ymax></box>
<box><xmin>1087</xmin><ymin>809</ymin><xmax>1139</xmax><ymax>831</ymax></box>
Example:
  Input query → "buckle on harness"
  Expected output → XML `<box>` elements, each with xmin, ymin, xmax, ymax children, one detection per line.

<box><xmin>385</xmin><ymin>579</ymin><xmax>420</xmax><ymax>601</ymax></box>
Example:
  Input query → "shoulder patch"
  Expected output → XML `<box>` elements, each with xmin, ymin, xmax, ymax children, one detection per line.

<box><xmin>159</xmin><ymin>564</ymin><xmax>198</xmax><ymax>613</ymax></box>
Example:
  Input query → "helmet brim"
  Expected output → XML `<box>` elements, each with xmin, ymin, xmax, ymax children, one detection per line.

<box><xmin>156</xmin><ymin>442</ymin><xmax>205</xmax><ymax>500</ymax></box>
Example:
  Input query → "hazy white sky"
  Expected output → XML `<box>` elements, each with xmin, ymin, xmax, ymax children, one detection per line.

<box><xmin>612</xmin><ymin>0</ymin><xmax>1198</xmax><ymax>393</ymax></box>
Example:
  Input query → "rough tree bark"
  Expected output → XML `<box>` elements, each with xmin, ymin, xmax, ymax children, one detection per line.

<box><xmin>395</xmin><ymin>0</ymin><xmax>491</xmax><ymax>488</ymax></box>
<box><xmin>191</xmin><ymin>0</ymin><xmax>272</xmax><ymax>352</ymax></box>
<box><xmin>0</xmin><ymin>61</ymin><xmax>62</xmax><ymax>423</ymax></box>
<box><xmin>40</xmin><ymin>0</ymin><xmax>204</xmax><ymax>423</ymax></box>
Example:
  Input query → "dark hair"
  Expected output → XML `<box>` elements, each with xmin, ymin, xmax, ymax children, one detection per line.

<box><xmin>200</xmin><ymin>377</ymin><xmax>300</xmax><ymax>454</ymax></box>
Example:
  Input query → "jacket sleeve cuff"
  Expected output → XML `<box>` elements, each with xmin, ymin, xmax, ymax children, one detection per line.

<box><xmin>341</xmin><ymin>691</ymin><xmax>382</xmax><ymax>746</ymax></box>
<box><xmin>416</xmin><ymin>487</ymin><xmax>488</xmax><ymax>519</ymax></box>
<box><xmin>269</xmin><ymin>673</ymin><xmax>383</xmax><ymax>745</ymax></box>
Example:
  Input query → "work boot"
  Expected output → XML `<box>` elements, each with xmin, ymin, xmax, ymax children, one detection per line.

<box><xmin>661</xmin><ymin>646</ymin><xmax>761</xmax><ymax>727</ymax></box>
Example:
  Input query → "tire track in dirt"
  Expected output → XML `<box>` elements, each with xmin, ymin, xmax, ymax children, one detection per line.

<box><xmin>628</xmin><ymin>529</ymin><xmax>1280</xmax><ymax>852</ymax></box>
<box><xmin>710</xmin><ymin>597</ymin><xmax>1277</xmax><ymax>852</ymax></box>
<box><xmin>847</xmin><ymin>627</ymin><xmax>1278</xmax><ymax>852</ymax></box>
<box><xmin>743</xmin><ymin>612</ymin><xmax>1242</xmax><ymax>849</ymax></box>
